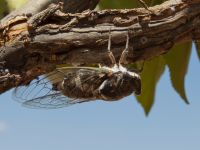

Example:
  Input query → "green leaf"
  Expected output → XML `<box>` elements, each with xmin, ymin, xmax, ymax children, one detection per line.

<box><xmin>0</xmin><ymin>0</ymin><xmax>27</xmax><ymax>19</ymax></box>
<box><xmin>99</xmin><ymin>0</ymin><xmax>164</xmax><ymax>9</ymax></box>
<box><xmin>6</xmin><ymin>0</ymin><xmax>27</xmax><ymax>11</ymax></box>
<box><xmin>194</xmin><ymin>40</ymin><xmax>200</xmax><ymax>60</ymax></box>
<box><xmin>99</xmin><ymin>0</ymin><xmax>143</xmax><ymax>9</ymax></box>
<box><xmin>150</xmin><ymin>0</ymin><xmax>165</xmax><ymax>6</ymax></box>
<box><xmin>164</xmin><ymin>42</ymin><xmax>192</xmax><ymax>104</ymax></box>
<box><xmin>0</xmin><ymin>0</ymin><xmax>9</xmax><ymax>19</ymax></box>
<box><xmin>136</xmin><ymin>56</ymin><xmax>165</xmax><ymax>115</ymax></box>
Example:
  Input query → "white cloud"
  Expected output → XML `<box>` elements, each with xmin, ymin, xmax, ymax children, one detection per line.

<box><xmin>0</xmin><ymin>121</ymin><xmax>8</xmax><ymax>133</ymax></box>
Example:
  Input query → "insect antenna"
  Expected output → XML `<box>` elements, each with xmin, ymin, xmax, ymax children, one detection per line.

<box><xmin>119</xmin><ymin>32</ymin><xmax>129</xmax><ymax>65</ymax></box>
<box><xmin>107</xmin><ymin>30</ymin><xmax>117</xmax><ymax>66</ymax></box>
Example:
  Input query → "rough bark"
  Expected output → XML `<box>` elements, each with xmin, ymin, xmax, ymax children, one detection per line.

<box><xmin>0</xmin><ymin>0</ymin><xmax>200</xmax><ymax>94</ymax></box>
<box><xmin>1</xmin><ymin>0</ymin><xmax>100</xmax><ymax>20</ymax></box>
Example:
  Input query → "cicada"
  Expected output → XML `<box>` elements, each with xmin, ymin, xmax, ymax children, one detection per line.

<box><xmin>13</xmin><ymin>32</ymin><xmax>141</xmax><ymax>109</ymax></box>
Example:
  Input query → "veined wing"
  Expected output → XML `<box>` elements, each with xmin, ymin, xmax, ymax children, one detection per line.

<box><xmin>22</xmin><ymin>93</ymin><xmax>88</xmax><ymax>109</ymax></box>
<box><xmin>13</xmin><ymin>66</ymin><xmax>110</xmax><ymax>109</ymax></box>
<box><xmin>13</xmin><ymin>70</ymin><xmax>64</xmax><ymax>103</ymax></box>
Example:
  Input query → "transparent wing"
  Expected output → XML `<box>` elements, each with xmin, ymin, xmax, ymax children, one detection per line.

<box><xmin>13</xmin><ymin>70</ymin><xmax>64</xmax><ymax>103</ymax></box>
<box><xmin>22</xmin><ymin>93</ymin><xmax>87</xmax><ymax>109</ymax></box>
<box><xmin>13</xmin><ymin>67</ymin><xmax>109</xmax><ymax>109</ymax></box>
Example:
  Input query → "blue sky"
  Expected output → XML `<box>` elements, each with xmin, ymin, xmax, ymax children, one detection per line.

<box><xmin>0</xmin><ymin>46</ymin><xmax>200</xmax><ymax>150</ymax></box>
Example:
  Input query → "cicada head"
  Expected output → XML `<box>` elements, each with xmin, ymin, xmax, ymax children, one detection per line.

<box><xmin>99</xmin><ymin>70</ymin><xmax>141</xmax><ymax>101</ymax></box>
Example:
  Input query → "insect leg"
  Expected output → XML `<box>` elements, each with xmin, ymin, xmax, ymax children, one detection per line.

<box><xmin>137</xmin><ymin>0</ymin><xmax>153</xmax><ymax>13</ymax></box>
<box><xmin>119</xmin><ymin>32</ymin><xmax>129</xmax><ymax>65</ymax></box>
<box><xmin>138</xmin><ymin>0</ymin><xmax>149</xmax><ymax>10</ymax></box>
<box><xmin>107</xmin><ymin>30</ymin><xmax>117</xmax><ymax>65</ymax></box>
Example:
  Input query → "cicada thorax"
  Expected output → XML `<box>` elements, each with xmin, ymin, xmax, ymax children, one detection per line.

<box><xmin>56</xmin><ymin>69</ymin><xmax>109</xmax><ymax>100</ymax></box>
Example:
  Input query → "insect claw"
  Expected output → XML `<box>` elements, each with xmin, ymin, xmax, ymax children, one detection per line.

<box><xmin>138</xmin><ymin>0</ymin><xmax>153</xmax><ymax>13</ymax></box>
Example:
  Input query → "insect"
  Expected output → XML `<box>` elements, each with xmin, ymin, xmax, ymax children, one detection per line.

<box><xmin>13</xmin><ymin>31</ymin><xmax>141</xmax><ymax>109</ymax></box>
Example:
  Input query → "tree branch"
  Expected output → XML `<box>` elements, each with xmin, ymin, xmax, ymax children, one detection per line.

<box><xmin>0</xmin><ymin>0</ymin><xmax>200</xmax><ymax>94</ymax></box>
